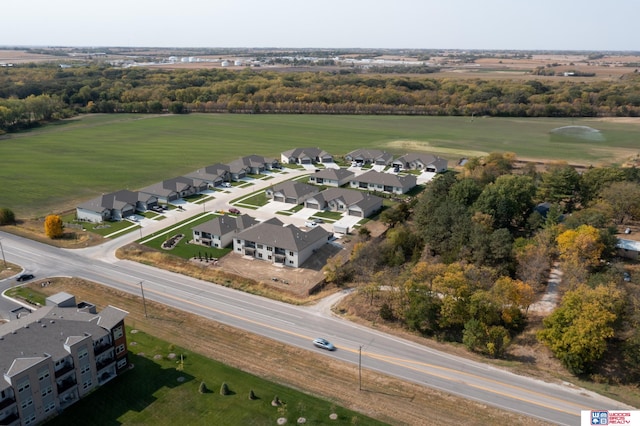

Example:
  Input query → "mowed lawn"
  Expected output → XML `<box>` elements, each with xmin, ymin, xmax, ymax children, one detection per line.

<box><xmin>44</xmin><ymin>328</ymin><xmax>385</xmax><ymax>426</ymax></box>
<box><xmin>2</xmin><ymin>114</ymin><xmax>640</xmax><ymax>218</ymax></box>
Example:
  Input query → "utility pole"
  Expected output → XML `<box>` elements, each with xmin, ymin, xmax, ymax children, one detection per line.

<box><xmin>0</xmin><ymin>238</ymin><xmax>6</xmax><ymax>268</ymax></box>
<box><xmin>358</xmin><ymin>345</ymin><xmax>363</xmax><ymax>391</ymax></box>
<box><xmin>139</xmin><ymin>281</ymin><xmax>148</xmax><ymax>318</ymax></box>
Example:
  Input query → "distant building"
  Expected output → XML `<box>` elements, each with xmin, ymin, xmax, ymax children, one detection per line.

<box><xmin>0</xmin><ymin>293</ymin><xmax>129</xmax><ymax>426</ymax></box>
<box><xmin>391</xmin><ymin>153</ymin><xmax>448</xmax><ymax>173</ymax></box>
<box><xmin>344</xmin><ymin>149</ymin><xmax>393</xmax><ymax>166</ymax></box>
<box><xmin>349</xmin><ymin>170</ymin><xmax>417</xmax><ymax>194</ymax></box>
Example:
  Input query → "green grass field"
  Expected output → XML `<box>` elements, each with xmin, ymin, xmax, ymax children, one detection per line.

<box><xmin>2</xmin><ymin>114</ymin><xmax>639</xmax><ymax>218</ymax></box>
<box><xmin>44</xmin><ymin>328</ymin><xmax>385</xmax><ymax>426</ymax></box>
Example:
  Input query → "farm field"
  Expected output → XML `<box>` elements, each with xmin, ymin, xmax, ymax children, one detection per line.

<box><xmin>2</xmin><ymin>113</ymin><xmax>640</xmax><ymax>218</ymax></box>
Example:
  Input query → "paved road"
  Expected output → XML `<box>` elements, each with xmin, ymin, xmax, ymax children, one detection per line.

<box><xmin>0</xmin><ymin>231</ymin><xmax>632</xmax><ymax>425</ymax></box>
<box><xmin>0</xmin><ymin>168</ymin><xmax>633</xmax><ymax>424</ymax></box>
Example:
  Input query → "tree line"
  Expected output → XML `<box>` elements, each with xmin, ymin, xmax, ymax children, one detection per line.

<box><xmin>2</xmin><ymin>64</ymin><xmax>640</xmax><ymax>133</ymax></box>
<box><xmin>326</xmin><ymin>154</ymin><xmax>640</xmax><ymax>380</ymax></box>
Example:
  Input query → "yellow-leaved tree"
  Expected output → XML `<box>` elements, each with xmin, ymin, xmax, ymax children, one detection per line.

<box><xmin>44</xmin><ymin>215</ymin><xmax>64</xmax><ymax>239</ymax></box>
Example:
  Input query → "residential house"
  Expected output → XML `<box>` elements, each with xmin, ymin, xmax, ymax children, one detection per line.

<box><xmin>0</xmin><ymin>292</ymin><xmax>128</xmax><ymax>426</ymax></box>
<box><xmin>344</xmin><ymin>149</ymin><xmax>393</xmax><ymax>166</ymax></box>
<box><xmin>76</xmin><ymin>190</ymin><xmax>158</xmax><ymax>223</ymax></box>
<box><xmin>139</xmin><ymin>176</ymin><xmax>205</xmax><ymax>203</ymax></box>
<box><xmin>305</xmin><ymin>188</ymin><xmax>382</xmax><ymax>218</ymax></box>
<box><xmin>265</xmin><ymin>181</ymin><xmax>320</xmax><ymax>204</ymax></box>
<box><xmin>184</xmin><ymin>163</ymin><xmax>231</xmax><ymax>187</ymax></box>
<box><xmin>392</xmin><ymin>153</ymin><xmax>448</xmax><ymax>173</ymax></box>
<box><xmin>232</xmin><ymin>218</ymin><xmax>330</xmax><ymax>267</ymax></box>
<box><xmin>227</xmin><ymin>155</ymin><xmax>279</xmax><ymax>177</ymax></box>
<box><xmin>349</xmin><ymin>170</ymin><xmax>417</xmax><ymax>194</ymax></box>
<box><xmin>192</xmin><ymin>214</ymin><xmax>257</xmax><ymax>248</ymax></box>
<box><xmin>308</xmin><ymin>168</ymin><xmax>354</xmax><ymax>187</ymax></box>
<box><xmin>280</xmin><ymin>147</ymin><xmax>333</xmax><ymax>164</ymax></box>
<box><xmin>617</xmin><ymin>238</ymin><xmax>640</xmax><ymax>260</ymax></box>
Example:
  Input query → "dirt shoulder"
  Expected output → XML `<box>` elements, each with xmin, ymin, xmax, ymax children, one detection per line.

<box><xmin>19</xmin><ymin>278</ymin><xmax>544</xmax><ymax>426</ymax></box>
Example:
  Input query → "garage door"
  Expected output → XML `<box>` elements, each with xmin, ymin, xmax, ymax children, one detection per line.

<box><xmin>348</xmin><ymin>209</ymin><xmax>362</xmax><ymax>217</ymax></box>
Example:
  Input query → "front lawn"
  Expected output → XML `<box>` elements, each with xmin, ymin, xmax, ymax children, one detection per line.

<box><xmin>140</xmin><ymin>213</ymin><xmax>231</xmax><ymax>260</ymax></box>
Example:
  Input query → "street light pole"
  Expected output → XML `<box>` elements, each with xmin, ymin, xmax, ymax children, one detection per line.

<box><xmin>139</xmin><ymin>281</ymin><xmax>148</xmax><ymax>318</ymax></box>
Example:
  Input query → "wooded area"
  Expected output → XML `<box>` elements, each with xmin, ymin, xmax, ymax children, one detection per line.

<box><xmin>2</xmin><ymin>64</ymin><xmax>640</xmax><ymax>133</ymax></box>
<box><xmin>328</xmin><ymin>154</ymin><xmax>640</xmax><ymax>379</ymax></box>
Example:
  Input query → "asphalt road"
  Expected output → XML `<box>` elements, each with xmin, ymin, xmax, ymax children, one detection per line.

<box><xmin>0</xmin><ymin>230</ymin><xmax>632</xmax><ymax>425</ymax></box>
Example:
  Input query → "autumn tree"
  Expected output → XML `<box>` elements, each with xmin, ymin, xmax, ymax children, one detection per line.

<box><xmin>44</xmin><ymin>215</ymin><xmax>64</xmax><ymax>239</ymax></box>
<box><xmin>537</xmin><ymin>284</ymin><xmax>624</xmax><ymax>375</ymax></box>
<box><xmin>596</xmin><ymin>181</ymin><xmax>640</xmax><ymax>225</ymax></box>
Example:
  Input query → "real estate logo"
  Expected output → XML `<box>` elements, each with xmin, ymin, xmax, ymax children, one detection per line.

<box><xmin>581</xmin><ymin>410</ymin><xmax>638</xmax><ymax>425</ymax></box>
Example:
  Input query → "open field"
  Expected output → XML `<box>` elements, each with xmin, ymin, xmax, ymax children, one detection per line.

<box><xmin>2</xmin><ymin>114</ymin><xmax>640</xmax><ymax>218</ymax></box>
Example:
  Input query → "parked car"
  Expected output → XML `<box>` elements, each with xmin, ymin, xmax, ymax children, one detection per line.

<box><xmin>228</xmin><ymin>207</ymin><xmax>241</xmax><ymax>214</ymax></box>
<box><xmin>222</xmin><ymin>182</ymin><xmax>232</xmax><ymax>188</ymax></box>
<box><xmin>16</xmin><ymin>274</ymin><xmax>35</xmax><ymax>282</ymax></box>
<box><xmin>304</xmin><ymin>221</ymin><xmax>319</xmax><ymax>228</ymax></box>
<box><xmin>313</xmin><ymin>338</ymin><xmax>335</xmax><ymax>351</ymax></box>
<box><xmin>624</xmin><ymin>272</ymin><xmax>631</xmax><ymax>282</ymax></box>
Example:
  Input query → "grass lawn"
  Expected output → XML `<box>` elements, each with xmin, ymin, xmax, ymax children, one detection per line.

<box><xmin>3</xmin><ymin>114</ymin><xmax>640</xmax><ymax>218</ymax></box>
<box><xmin>140</xmin><ymin>213</ymin><xmax>231</xmax><ymax>260</ymax></box>
<box><xmin>44</xmin><ymin>328</ymin><xmax>385</xmax><ymax>426</ymax></box>
<box><xmin>233</xmin><ymin>191</ymin><xmax>269</xmax><ymax>208</ymax></box>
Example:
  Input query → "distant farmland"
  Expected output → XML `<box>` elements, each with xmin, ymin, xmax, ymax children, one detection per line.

<box><xmin>1</xmin><ymin>114</ymin><xmax>639</xmax><ymax>218</ymax></box>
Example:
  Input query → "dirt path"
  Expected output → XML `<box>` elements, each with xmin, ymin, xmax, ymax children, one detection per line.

<box><xmin>528</xmin><ymin>262</ymin><xmax>562</xmax><ymax>314</ymax></box>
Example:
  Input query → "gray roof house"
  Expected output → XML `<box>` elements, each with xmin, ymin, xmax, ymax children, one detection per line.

<box><xmin>308</xmin><ymin>168</ymin><xmax>354</xmax><ymax>187</ymax></box>
<box><xmin>344</xmin><ymin>149</ymin><xmax>394</xmax><ymax>165</ymax></box>
<box><xmin>280</xmin><ymin>147</ymin><xmax>333</xmax><ymax>164</ymax></box>
<box><xmin>232</xmin><ymin>218</ymin><xmax>330</xmax><ymax>268</ymax></box>
<box><xmin>185</xmin><ymin>163</ymin><xmax>231</xmax><ymax>187</ymax></box>
<box><xmin>266</xmin><ymin>181</ymin><xmax>320</xmax><ymax>204</ymax></box>
<box><xmin>228</xmin><ymin>155</ymin><xmax>279</xmax><ymax>177</ymax></box>
<box><xmin>139</xmin><ymin>176</ymin><xmax>204</xmax><ymax>203</ymax></box>
<box><xmin>0</xmin><ymin>293</ymin><xmax>129</xmax><ymax>426</ymax></box>
<box><xmin>392</xmin><ymin>153</ymin><xmax>448</xmax><ymax>173</ymax></box>
<box><xmin>305</xmin><ymin>188</ymin><xmax>383</xmax><ymax>218</ymax></box>
<box><xmin>192</xmin><ymin>214</ymin><xmax>258</xmax><ymax>248</ymax></box>
<box><xmin>76</xmin><ymin>190</ymin><xmax>157</xmax><ymax>223</ymax></box>
<box><xmin>350</xmin><ymin>170</ymin><xmax>417</xmax><ymax>194</ymax></box>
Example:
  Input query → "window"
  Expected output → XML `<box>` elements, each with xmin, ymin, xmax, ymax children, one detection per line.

<box><xmin>41</xmin><ymin>386</ymin><xmax>52</xmax><ymax>397</ymax></box>
<box><xmin>21</xmin><ymin>397</ymin><xmax>33</xmax><ymax>409</ymax></box>
<box><xmin>113</xmin><ymin>326</ymin><xmax>123</xmax><ymax>340</ymax></box>
<box><xmin>38</xmin><ymin>367</ymin><xmax>50</xmax><ymax>381</ymax></box>
<box><xmin>17</xmin><ymin>380</ymin><xmax>30</xmax><ymax>393</ymax></box>
<box><xmin>257</xmin><ymin>244</ymin><xmax>263</xmax><ymax>249</ymax></box>
<box><xmin>44</xmin><ymin>402</ymin><xmax>56</xmax><ymax>413</ymax></box>
<box><xmin>115</xmin><ymin>344</ymin><xmax>125</xmax><ymax>355</ymax></box>
<box><xmin>24</xmin><ymin>414</ymin><xmax>36</xmax><ymax>425</ymax></box>
<box><xmin>78</xmin><ymin>347</ymin><xmax>88</xmax><ymax>360</ymax></box>
<box><xmin>258</xmin><ymin>253</ymin><xmax>262</xmax><ymax>258</ymax></box>
<box><xmin>82</xmin><ymin>380</ymin><xmax>92</xmax><ymax>389</ymax></box>
<box><xmin>268</xmin><ymin>255</ymin><xmax>272</xmax><ymax>260</ymax></box>
<box><xmin>289</xmin><ymin>260</ymin><xmax>294</xmax><ymax>265</ymax></box>
<box><xmin>81</xmin><ymin>365</ymin><xmax>91</xmax><ymax>374</ymax></box>
<box><xmin>289</xmin><ymin>251</ymin><xmax>294</xmax><ymax>256</ymax></box>
<box><xmin>117</xmin><ymin>358</ymin><xmax>128</xmax><ymax>369</ymax></box>
<box><xmin>267</xmin><ymin>246</ymin><xmax>273</xmax><ymax>252</ymax></box>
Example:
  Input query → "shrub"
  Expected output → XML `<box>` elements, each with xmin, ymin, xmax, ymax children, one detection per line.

<box><xmin>249</xmin><ymin>389</ymin><xmax>257</xmax><ymax>400</ymax></box>
<box><xmin>220</xmin><ymin>382</ymin><xmax>229</xmax><ymax>395</ymax></box>
<box><xmin>199</xmin><ymin>381</ymin><xmax>208</xmax><ymax>394</ymax></box>
<box><xmin>0</xmin><ymin>208</ymin><xmax>15</xmax><ymax>225</ymax></box>
<box><xmin>271</xmin><ymin>395</ymin><xmax>281</xmax><ymax>406</ymax></box>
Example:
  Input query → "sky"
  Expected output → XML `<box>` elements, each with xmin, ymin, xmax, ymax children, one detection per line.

<box><xmin>3</xmin><ymin>0</ymin><xmax>638</xmax><ymax>51</ymax></box>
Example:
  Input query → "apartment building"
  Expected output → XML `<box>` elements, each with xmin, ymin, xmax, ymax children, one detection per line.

<box><xmin>0</xmin><ymin>293</ymin><xmax>128</xmax><ymax>426</ymax></box>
